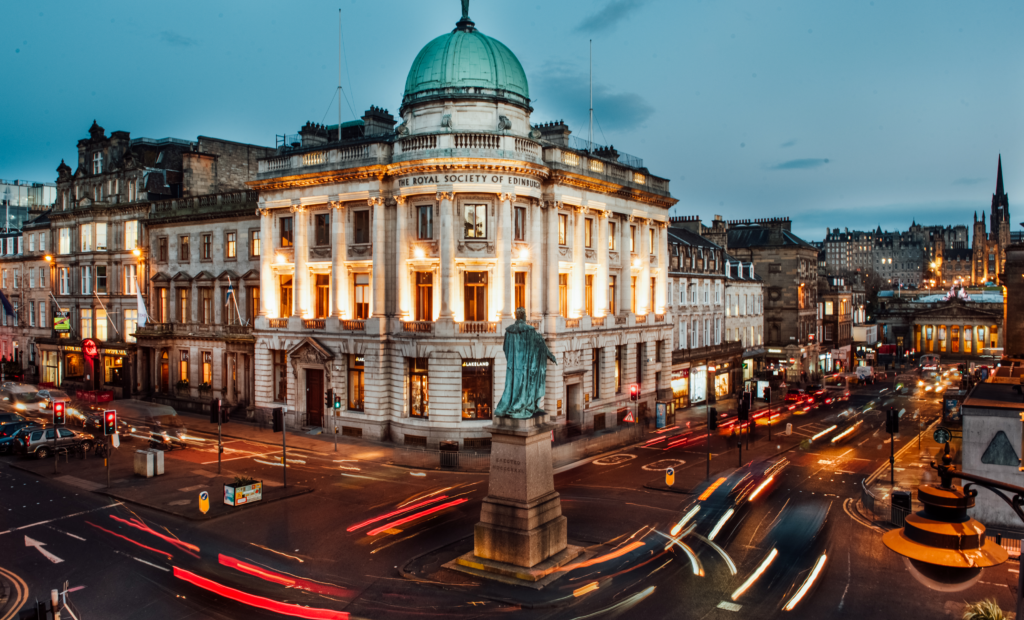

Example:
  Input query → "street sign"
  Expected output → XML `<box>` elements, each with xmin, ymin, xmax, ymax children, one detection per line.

<box><xmin>665</xmin><ymin>467</ymin><xmax>675</xmax><ymax>487</ymax></box>
<box><xmin>933</xmin><ymin>427</ymin><xmax>951</xmax><ymax>445</ymax></box>
<box><xmin>199</xmin><ymin>491</ymin><xmax>210</xmax><ymax>514</ymax></box>
<box><xmin>112</xmin><ymin>434</ymin><xmax>120</xmax><ymax>449</ymax></box>
<box><xmin>623</xmin><ymin>410</ymin><xmax>635</xmax><ymax>423</ymax></box>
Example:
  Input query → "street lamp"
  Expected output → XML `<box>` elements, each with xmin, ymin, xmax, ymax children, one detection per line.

<box><xmin>883</xmin><ymin>443</ymin><xmax>1016</xmax><ymax>610</ymax></box>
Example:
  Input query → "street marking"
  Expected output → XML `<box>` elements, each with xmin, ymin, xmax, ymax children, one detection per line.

<box><xmin>342</xmin><ymin>473</ymin><xmax>389</xmax><ymax>481</ymax></box>
<box><xmin>717</xmin><ymin>601</ymin><xmax>742</xmax><ymax>612</ymax></box>
<box><xmin>0</xmin><ymin>566</ymin><xmax>28</xmax><ymax>620</ymax></box>
<box><xmin>593</xmin><ymin>454</ymin><xmax>637</xmax><ymax>465</ymax></box>
<box><xmin>25</xmin><ymin>535</ymin><xmax>63</xmax><ymax>564</ymax></box>
<box><xmin>642</xmin><ymin>459</ymin><xmax>686</xmax><ymax>472</ymax></box>
<box><xmin>113</xmin><ymin>549</ymin><xmax>169</xmax><ymax>572</ymax></box>
<box><xmin>178</xmin><ymin>485</ymin><xmax>206</xmax><ymax>492</ymax></box>
<box><xmin>167</xmin><ymin>500</ymin><xmax>191</xmax><ymax>506</ymax></box>
<box><xmin>0</xmin><ymin>503</ymin><xmax>124</xmax><ymax>537</ymax></box>
<box><xmin>48</xmin><ymin>527</ymin><xmax>85</xmax><ymax>541</ymax></box>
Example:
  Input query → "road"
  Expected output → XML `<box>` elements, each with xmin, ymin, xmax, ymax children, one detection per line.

<box><xmin>0</xmin><ymin>378</ymin><xmax>1018</xmax><ymax>619</ymax></box>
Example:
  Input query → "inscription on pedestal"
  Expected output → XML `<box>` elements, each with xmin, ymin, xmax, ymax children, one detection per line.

<box><xmin>492</xmin><ymin>458</ymin><xmax>524</xmax><ymax>475</ymax></box>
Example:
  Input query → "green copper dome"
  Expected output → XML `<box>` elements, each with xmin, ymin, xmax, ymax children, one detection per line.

<box><xmin>402</xmin><ymin>12</ymin><xmax>530</xmax><ymax>112</ymax></box>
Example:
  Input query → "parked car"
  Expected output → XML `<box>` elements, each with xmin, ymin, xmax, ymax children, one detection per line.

<box><xmin>0</xmin><ymin>412</ymin><xmax>29</xmax><ymax>425</ymax></box>
<box><xmin>0</xmin><ymin>420</ymin><xmax>42</xmax><ymax>454</ymax></box>
<box><xmin>15</xmin><ymin>426</ymin><xmax>97</xmax><ymax>459</ymax></box>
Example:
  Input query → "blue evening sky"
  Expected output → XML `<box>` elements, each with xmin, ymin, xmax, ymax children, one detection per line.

<box><xmin>2</xmin><ymin>0</ymin><xmax>1021</xmax><ymax>242</ymax></box>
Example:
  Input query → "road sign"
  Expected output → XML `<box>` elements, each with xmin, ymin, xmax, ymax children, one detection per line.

<box><xmin>199</xmin><ymin>491</ymin><xmax>210</xmax><ymax>514</ymax></box>
<box><xmin>665</xmin><ymin>467</ymin><xmax>675</xmax><ymax>487</ymax></box>
<box><xmin>112</xmin><ymin>434</ymin><xmax>120</xmax><ymax>449</ymax></box>
<box><xmin>933</xmin><ymin>427</ymin><xmax>951</xmax><ymax>445</ymax></box>
<box><xmin>623</xmin><ymin>410</ymin><xmax>635</xmax><ymax>423</ymax></box>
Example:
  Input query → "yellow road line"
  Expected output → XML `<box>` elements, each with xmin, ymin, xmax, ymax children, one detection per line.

<box><xmin>0</xmin><ymin>565</ymin><xmax>28</xmax><ymax>620</ymax></box>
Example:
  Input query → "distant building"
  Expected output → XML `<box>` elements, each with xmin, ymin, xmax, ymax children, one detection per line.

<box><xmin>0</xmin><ymin>179</ymin><xmax>56</xmax><ymax>230</ymax></box>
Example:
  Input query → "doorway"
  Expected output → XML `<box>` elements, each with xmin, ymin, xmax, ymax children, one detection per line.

<box><xmin>305</xmin><ymin>368</ymin><xmax>324</xmax><ymax>427</ymax></box>
<box><xmin>566</xmin><ymin>383</ymin><xmax>582</xmax><ymax>427</ymax></box>
<box><xmin>160</xmin><ymin>351</ymin><xmax>169</xmax><ymax>393</ymax></box>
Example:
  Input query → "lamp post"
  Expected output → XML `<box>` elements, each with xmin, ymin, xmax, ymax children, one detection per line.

<box><xmin>883</xmin><ymin>442</ymin><xmax>1018</xmax><ymax>615</ymax></box>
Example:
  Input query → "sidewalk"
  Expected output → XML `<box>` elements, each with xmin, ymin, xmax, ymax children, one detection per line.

<box><xmin>864</xmin><ymin>416</ymin><xmax>949</xmax><ymax>508</ymax></box>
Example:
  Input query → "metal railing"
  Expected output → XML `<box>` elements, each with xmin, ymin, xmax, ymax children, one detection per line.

<box><xmin>566</xmin><ymin>135</ymin><xmax>644</xmax><ymax>169</ymax></box>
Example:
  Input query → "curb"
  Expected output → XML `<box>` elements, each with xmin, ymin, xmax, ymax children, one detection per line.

<box><xmin>642</xmin><ymin>438</ymin><xmax>802</xmax><ymax>494</ymax></box>
<box><xmin>95</xmin><ymin>486</ymin><xmax>316</xmax><ymax>522</ymax></box>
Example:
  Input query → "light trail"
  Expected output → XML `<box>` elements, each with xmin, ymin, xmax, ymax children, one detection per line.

<box><xmin>558</xmin><ymin>541</ymin><xmax>646</xmax><ymax>571</ymax></box>
<box><xmin>366</xmin><ymin>498</ymin><xmax>468</xmax><ymax>536</ymax></box>
<box><xmin>573</xmin><ymin>582</ymin><xmax>599</xmax><ymax>597</ymax></box>
<box><xmin>87</xmin><ymin>522</ymin><xmax>172</xmax><ymax>559</ymax></box>
<box><xmin>731</xmin><ymin>548</ymin><xmax>778</xmax><ymax>600</ymax></box>
<box><xmin>698</xmin><ymin>477</ymin><xmax>728</xmax><ymax>501</ymax></box>
<box><xmin>219</xmin><ymin>555</ymin><xmax>353</xmax><ymax>597</ymax></box>
<box><xmin>250</xmin><ymin>543</ymin><xmax>304</xmax><ymax>562</ymax></box>
<box><xmin>831</xmin><ymin>421</ymin><xmax>863</xmax><ymax>443</ymax></box>
<box><xmin>707</xmin><ymin>508</ymin><xmax>734</xmax><ymax>541</ymax></box>
<box><xmin>347</xmin><ymin>496</ymin><xmax>450</xmax><ymax>532</ymax></box>
<box><xmin>173</xmin><ymin>567</ymin><xmax>349</xmax><ymax>619</ymax></box>
<box><xmin>748</xmin><ymin>475</ymin><xmax>775</xmax><ymax>501</ymax></box>
<box><xmin>783</xmin><ymin>554</ymin><xmax>827</xmax><ymax>610</ymax></box>
<box><xmin>670</xmin><ymin>505</ymin><xmax>700</xmax><ymax>536</ymax></box>
<box><xmin>811</xmin><ymin>425</ymin><xmax>838</xmax><ymax>441</ymax></box>
<box><xmin>109</xmin><ymin>516</ymin><xmax>199</xmax><ymax>556</ymax></box>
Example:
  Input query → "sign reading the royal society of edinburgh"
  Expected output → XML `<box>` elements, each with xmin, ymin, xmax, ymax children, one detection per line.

<box><xmin>397</xmin><ymin>174</ymin><xmax>540</xmax><ymax>190</ymax></box>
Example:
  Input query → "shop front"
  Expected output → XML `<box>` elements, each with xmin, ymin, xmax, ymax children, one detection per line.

<box><xmin>689</xmin><ymin>365</ymin><xmax>708</xmax><ymax>404</ymax></box>
<box><xmin>671</xmin><ymin>367</ymin><xmax>689</xmax><ymax>412</ymax></box>
<box><xmin>461</xmin><ymin>359</ymin><xmax>493</xmax><ymax>420</ymax></box>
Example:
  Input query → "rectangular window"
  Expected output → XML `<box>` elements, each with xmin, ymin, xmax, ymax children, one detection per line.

<box><xmin>514</xmin><ymin>272</ymin><xmax>526</xmax><ymax>313</ymax></box>
<box><xmin>272</xmin><ymin>350</ymin><xmax>287</xmax><ymax>402</ymax></box>
<box><xmin>650</xmin><ymin>277</ymin><xmax>656</xmax><ymax>313</ymax></box>
<box><xmin>250</xmin><ymin>230</ymin><xmax>260</xmax><ymax>257</ymax></box>
<box><xmin>124</xmin><ymin>220</ymin><xmax>138</xmax><ymax>251</ymax></box>
<box><xmin>80</xmin><ymin>309</ymin><xmax>92</xmax><ymax>339</ymax></box>
<box><xmin>585</xmin><ymin>218</ymin><xmax>593</xmax><ymax>248</ymax></box>
<box><xmin>354</xmin><ymin>274</ymin><xmax>370</xmax><ymax>319</ymax></box>
<box><xmin>631</xmin><ymin>275</ymin><xmax>637</xmax><ymax>314</ymax></box>
<box><xmin>313</xmin><ymin>214</ymin><xmax>330</xmax><ymax>246</ymax></box>
<box><xmin>415</xmin><ymin>272</ymin><xmax>433</xmax><ymax>321</ymax></box>
<box><xmin>158</xmin><ymin>237</ymin><xmax>168</xmax><ymax>262</ymax></box>
<box><xmin>585</xmin><ymin>274</ymin><xmax>594</xmax><ymax>316</ymax></box>
<box><xmin>180</xmin><ymin>236</ymin><xmax>190</xmax><ymax>261</ymax></box>
<box><xmin>80</xmin><ymin>224</ymin><xmax>92</xmax><ymax>252</ymax></box>
<box><xmin>59</xmin><ymin>228</ymin><xmax>71</xmax><ymax>254</ymax></box>
<box><xmin>417</xmin><ymin>205</ymin><xmax>433</xmax><ymax>240</ymax></box>
<box><xmin>81</xmin><ymin>266</ymin><xmax>92</xmax><ymax>295</ymax></box>
<box><xmin>28</xmin><ymin>235</ymin><xmax>34</xmax><ymax>253</ymax></box>
<box><xmin>96</xmin><ymin>266</ymin><xmax>107</xmax><ymax>294</ymax></box>
<box><xmin>409</xmin><ymin>357</ymin><xmax>429</xmax><ymax>418</ymax></box>
<box><xmin>125</xmin><ymin>309</ymin><xmax>137</xmax><ymax>344</ymax></box>
<box><xmin>39</xmin><ymin>301</ymin><xmax>46</xmax><ymax>330</ymax></box>
<box><xmin>200</xmin><ymin>288</ymin><xmax>212</xmax><ymax>324</ymax></box>
<box><xmin>353</xmin><ymin>211</ymin><xmax>370</xmax><ymax>244</ymax></box>
<box><xmin>630</xmin><ymin>225</ymin><xmax>636</xmax><ymax>253</ymax></box>
<box><xmin>125</xmin><ymin>264</ymin><xmax>137</xmax><ymax>295</ymax></box>
<box><xmin>158</xmin><ymin>288</ymin><xmax>168</xmax><ymax>323</ymax></box>
<box><xmin>514</xmin><ymin>207</ymin><xmax>526</xmax><ymax>241</ymax></box>
<box><xmin>201</xmin><ymin>234</ymin><xmax>212</xmax><ymax>260</ymax></box>
<box><xmin>608</xmin><ymin>221</ymin><xmax>616</xmax><ymax>250</ymax></box>
<box><xmin>558</xmin><ymin>273</ymin><xmax>568</xmax><ymax>317</ymax></box>
<box><xmin>279</xmin><ymin>276</ymin><xmax>293</xmax><ymax>318</ymax></box>
<box><xmin>179</xmin><ymin>350</ymin><xmax>189</xmax><ymax>385</ymax></box>
<box><xmin>38</xmin><ymin>232</ymin><xmax>45</xmax><ymax>253</ymax></box>
<box><xmin>95</xmin><ymin>223</ymin><xmax>107</xmax><ymax>251</ymax></box>
<box><xmin>280</xmin><ymin>218</ymin><xmax>293</xmax><ymax>247</ymax></box>
<box><xmin>223</xmin><ymin>288</ymin><xmax>239</xmax><ymax>325</ymax></box>
<box><xmin>95</xmin><ymin>308</ymin><xmax>107</xmax><ymax>341</ymax></box>
<box><xmin>58</xmin><ymin>268</ymin><xmax>70</xmax><ymax>295</ymax></box>
<box><xmin>464</xmin><ymin>204</ymin><xmax>487</xmax><ymax>239</ymax></box>
<box><xmin>29</xmin><ymin>301</ymin><xmax>35</xmax><ymax>327</ymax></box>
<box><xmin>636</xmin><ymin>343</ymin><xmax>645</xmax><ymax>385</ymax></box>
<box><xmin>609</xmin><ymin>275</ymin><xmax>617</xmax><ymax>315</ymax></box>
<box><xmin>248</xmin><ymin>286</ymin><xmax>260</xmax><ymax>324</ymax></box>
<box><xmin>177</xmin><ymin>288</ymin><xmax>190</xmax><ymax>324</ymax></box>
<box><xmin>315</xmin><ymin>274</ymin><xmax>330</xmax><ymax>319</ymax></box>
<box><xmin>202</xmin><ymin>351</ymin><xmax>213</xmax><ymax>385</ymax></box>
<box><xmin>225</xmin><ymin>232</ymin><xmax>237</xmax><ymax>258</ymax></box>
<box><xmin>592</xmin><ymin>348</ymin><xmax>601</xmax><ymax>400</ymax></box>
<box><xmin>348</xmin><ymin>355</ymin><xmax>365</xmax><ymax>411</ymax></box>
<box><xmin>558</xmin><ymin>213</ymin><xmax>568</xmax><ymax>245</ymax></box>
<box><xmin>825</xmin><ymin>301</ymin><xmax>834</xmax><ymax>315</ymax></box>
<box><xmin>464</xmin><ymin>271</ymin><xmax>488</xmax><ymax>321</ymax></box>
<box><xmin>92</xmin><ymin>152</ymin><xmax>103</xmax><ymax>174</ymax></box>
<box><xmin>461</xmin><ymin>359</ymin><xmax>493</xmax><ymax>419</ymax></box>
<box><xmin>649</xmin><ymin>228</ymin><xmax>655</xmax><ymax>255</ymax></box>
<box><xmin>615</xmin><ymin>345</ymin><xmax>623</xmax><ymax>393</ymax></box>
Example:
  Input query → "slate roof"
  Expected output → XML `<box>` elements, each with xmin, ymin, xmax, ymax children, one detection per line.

<box><xmin>725</xmin><ymin>225</ymin><xmax>817</xmax><ymax>251</ymax></box>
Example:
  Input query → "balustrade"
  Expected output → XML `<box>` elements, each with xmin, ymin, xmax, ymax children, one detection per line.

<box><xmin>400</xmin><ymin>135</ymin><xmax>437</xmax><ymax>152</ymax></box>
<box><xmin>454</xmin><ymin>134</ymin><xmax>500</xmax><ymax>149</ymax></box>
<box><xmin>342</xmin><ymin>320</ymin><xmax>365</xmax><ymax>331</ymax></box>
<box><xmin>268</xmin><ymin>318</ymin><xmax>288</xmax><ymax>328</ymax></box>
<box><xmin>303</xmin><ymin>319</ymin><xmax>326</xmax><ymax>329</ymax></box>
<box><xmin>402</xmin><ymin>321</ymin><xmax>434</xmax><ymax>333</ymax></box>
<box><xmin>459</xmin><ymin>321</ymin><xmax>498</xmax><ymax>334</ymax></box>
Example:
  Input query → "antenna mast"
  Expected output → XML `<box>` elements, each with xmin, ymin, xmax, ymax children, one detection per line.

<box><xmin>589</xmin><ymin>39</ymin><xmax>593</xmax><ymax>153</ymax></box>
<box><xmin>338</xmin><ymin>9</ymin><xmax>343</xmax><ymax>142</ymax></box>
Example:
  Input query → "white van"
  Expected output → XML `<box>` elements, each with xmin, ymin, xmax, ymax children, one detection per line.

<box><xmin>855</xmin><ymin>366</ymin><xmax>875</xmax><ymax>382</ymax></box>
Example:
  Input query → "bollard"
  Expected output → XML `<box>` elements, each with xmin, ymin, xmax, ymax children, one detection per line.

<box><xmin>785</xmin><ymin>423</ymin><xmax>793</xmax><ymax>436</ymax></box>
<box><xmin>665</xmin><ymin>467</ymin><xmax>675</xmax><ymax>487</ymax></box>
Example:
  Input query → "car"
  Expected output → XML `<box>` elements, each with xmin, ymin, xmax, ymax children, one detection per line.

<box><xmin>82</xmin><ymin>413</ymin><xmax>135</xmax><ymax>441</ymax></box>
<box><xmin>36</xmin><ymin>389</ymin><xmax>71</xmax><ymax>410</ymax></box>
<box><xmin>0</xmin><ymin>420</ymin><xmax>42</xmax><ymax>454</ymax></box>
<box><xmin>0</xmin><ymin>412</ymin><xmax>29</xmax><ymax>425</ymax></box>
<box><xmin>15</xmin><ymin>426</ymin><xmax>97</xmax><ymax>459</ymax></box>
<box><xmin>0</xmin><ymin>385</ymin><xmax>47</xmax><ymax>413</ymax></box>
<box><xmin>784</xmin><ymin>389</ymin><xmax>809</xmax><ymax>403</ymax></box>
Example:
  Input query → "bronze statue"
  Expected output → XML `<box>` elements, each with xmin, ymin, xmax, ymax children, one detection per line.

<box><xmin>495</xmin><ymin>308</ymin><xmax>557</xmax><ymax>418</ymax></box>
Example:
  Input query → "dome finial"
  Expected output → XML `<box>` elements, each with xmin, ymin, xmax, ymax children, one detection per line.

<box><xmin>456</xmin><ymin>0</ymin><xmax>475</xmax><ymax>31</ymax></box>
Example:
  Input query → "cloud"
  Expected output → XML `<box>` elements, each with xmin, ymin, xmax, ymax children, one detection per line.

<box><xmin>780</xmin><ymin>139</ymin><xmax>797</xmax><ymax>148</ymax></box>
<box><xmin>532</xmin><ymin>62</ymin><xmax>654</xmax><ymax>132</ymax></box>
<box><xmin>575</xmin><ymin>0</ymin><xmax>647</xmax><ymax>34</ymax></box>
<box><xmin>159</xmin><ymin>31</ymin><xmax>197</xmax><ymax>47</ymax></box>
<box><xmin>768</xmin><ymin>158</ymin><xmax>830</xmax><ymax>170</ymax></box>
<box><xmin>952</xmin><ymin>177</ymin><xmax>985</xmax><ymax>186</ymax></box>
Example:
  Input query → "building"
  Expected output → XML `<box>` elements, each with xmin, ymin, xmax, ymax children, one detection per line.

<box><xmin>971</xmin><ymin>156</ymin><xmax>1011</xmax><ymax>285</ymax></box>
<box><xmin>961</xmin><ymin>378</ymin><xmax>1024</xmax><ymax>530</ymax></box>
<box><xmin>724</xmin><ymin>253</ymin><xmax>763</xmax><ymax>382</ymax></box>
<box><xmin>247</xmin><ymin>7</ymin><xmax>676</xmax><ymax>446</ymax></box>
<box><xmin>817</xmin><ymin>274</ymin><xmax>853</xmax><ymax>373</ymax></box>
<box><xmin>873</xmin><ymin>290</ymin><xmax>1004</xmax><ymax>361</ymax></box>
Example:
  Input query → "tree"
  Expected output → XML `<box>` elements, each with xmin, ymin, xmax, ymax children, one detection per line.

<box><xmin>962</xmin><ymin>599</ymin><xmax>1005</xmax><ymax>620</ymax></box>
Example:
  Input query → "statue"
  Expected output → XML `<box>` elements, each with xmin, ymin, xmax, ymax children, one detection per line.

<box><xmin>494</xmin><ymin>308</ymin><xmax>557</xmax><ymax>418</ymax></box>
<box><xmin>461</xmin><ymin>0</ymin><xmax>471</xmax><ymax>20</ymax></box>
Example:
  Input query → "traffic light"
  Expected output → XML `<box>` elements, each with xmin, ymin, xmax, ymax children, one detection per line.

<box><xmin>738</xmin><ymin>394</ymin><xmax>750</xmax><ymax>421</ymax></box>
<box><xmin>886</xmin><ymin>407</ymin><xmax>899</xmax><ymax>434</ymax></box>
<box><xmin>53</xmin><ymin>401</ymin><xmax>66</xmax><ymax>425</ymax></box>
<box><xmin>708</xmin><ymin>406</ymin><xmax>718</xmax><ymax>430</ymax></box>
<box><xmin>210</xmin><ymin>398</ymin><xmax>221</xmax><ymax>424</ymax></box>
<box><xmin>103</xmin><ymin>410</ymin><xmax>117</xmax><ymax>436</ymax></box>
<box><xmin>325</xmin><ymin>388</ymin><xmax>333</xmax><ymax>411</ymax></box>
<box><xmin>762</xmin><ymin>386</ymin><xmax>771</xmax><ymax>402</ymax></box>
<box><xmin>334</xmin><ymin>395</ymin><xmax>342</xmax><ymax>410</ymax></box>
<box><xmin>629</xmin><ymin>384</ymin><xmax>640</xmax><ymax>401</ymax></box>
<box><xmin>272</xmin><ymin>408</ymin><xmax>283</xmax><ymax>433</ymax></box>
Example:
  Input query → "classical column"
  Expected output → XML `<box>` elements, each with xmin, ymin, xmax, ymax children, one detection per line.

<box><xmin>656</xmin><ymin>222</ymin><xmax>668</xmax><ymax>314</ymax></box>
<box><xmin>258</xmin><ymin>207</ymin><xmax>274</xmax><ymax>317</ymax></box>
<box><xmin>497</xmin><ymin>192</ymin><xmax>514</xmax><ymax>319</ymax></box>
<box><xmin>395</xmin><ymin>196</ymin><xmax>410</xmax><ymax>320</ymax></box>
<box><xmin>619</xmin><ymin>215</ymin><xmax>630</xmax><ymax>315</ymax></box>
<box><xmin>596</xmin><ymin>210</ymin><xmax>609</xmax><ymax>316</ymax></box>
<box><xmin>291</xmin><ymin>204</ymin><xmax>308</xmax><ymax>318</ymax></box>
<box><xmin>530</xmin><ymin>200</ymin><xmax>543</xmax><ymax>319</ymax></box>
<box><xmin>437</xmin><ymin>192</ymin><xmax>455</xmax><ymax>320</ymax></box>
<box><xmin>545</xmin><ymin>202</ymin><xmax>560</xmax><ymax>316</ymax></box>
<box><xmin>638</xmin><ymin>218</ymin><xmax>651</xmax><ymax>315</ymax></box>
<box><xmin>369</xmin><ymin>197</ymin><xmax>385</xmax><ymax>318</ymax></box>
<box><xmin>330</xmin><ymin>201</ymin><xmax>347</xmax><ymax>318</ymax></box>
<box><xmin>572</xmin><ymin>206</ymin><xmax>585</xmax><ymax>316</ymax></box>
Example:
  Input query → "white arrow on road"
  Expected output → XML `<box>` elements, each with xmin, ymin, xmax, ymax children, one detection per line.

<box><xmin>25</xmin><ymin>535</ymin><xmax>63</xmax><ymax>564</ymax></box>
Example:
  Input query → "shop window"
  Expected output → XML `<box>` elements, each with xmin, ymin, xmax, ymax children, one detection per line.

<box><xmin>354</xmin><ymin>274</ymin><xmax>370</xmax><ymax>319</ymax></box>
<box><xmin>353</xmin><ymin>210</ymin><xmax>370</xmax><ymax>244</ymax></box>
<box><xmin>415</xmin><ymin>272</ymin><xmax>432</xmax><ymax>321</ymax></box>
<box><xmin>514</xmin><ymin>272</ymin><xmax>526</xmax><ymax>313</ymax></box>
<box><xmin>558</xmin><ymin>213</ymin><xmax>568</xmax><ymax>245</ymax></box>
<box><xmin>672</xmin><ymin>368</ymin><xmax>689</xmax><ymax>411</ymax></box>
<box><xmin>464</xmin><ymin>272</ymin><xmax>487</xmax><ymax>321</ymax></box>
<box><xmin>513</xmin><ymin>207</ymin><xmax>526</xmax><ymax>241</ymax></box>
<box><xmin>609</xmin><ymin>275</ymin><xmax>617</xmax><ymax>315</ymax></box>
<box><xmin>461</xmin><ymin>359</ymin><xmax>492</xmax><ymax>419</ymax></box>
<box><xmin>585</xmin><ymin>274</ymin><xmax>594</xmax><ymax>316</ymax></box>
<box><xmin>315</xmin><ymin>274</ymin><xmax>330</xmax><ymax>319</ymax></box>
<box><xmin>272</xmin><ymin>350</ymin><xmax>287</xmax><ymax>402</ymax></box>
<box><xmin>179</xmin><ymin>350</ymin><xmax>190</xmax><ymax>385</ymax></box>
<box><xmin>417</xmin><ymin>206</ymin><xmax>433</xmax><ymax>240</ymax></box>
<box><xmin>409</xmin><ymin>357</ymin><xmax>428</xmax><ymax>417</ymax></box>
<box><xmin>202</xmin><ymin>351</ymin><xmax>213</xmax><ymax>385</ymax></box>
<box><xmin>225</xmin><ymin>231</ymin><xmax>237</xmax><ymax>258</ymax></box>
<box><xmin>558</xmin><ymin>274</ymin><xmax>568</xmax><ymax>318</ymax></box>
<box><xmin>714</xmin><ymin>372</ymin><xmax>730</xmax><ymax>399</ymax></box>
<box><xmin>279</xmin><ymin>276</ymin><xmax>292</xmax><ymax>318</ymax></box>
<box><xmin>314</xmin><ymin>214</ymin><xmax>330</xmax><ymax>246</ymax></box>
<box><xmin>464</xmin><ymin>204</ymin><xmax>487</xmax><ymax>239</ymax></box>
<box><xmin>105</xmin><ymin>356</ymin><xmax>123</xmax><ymax>384</ymax></box>
<box><xmin>65</xmin><ymin>353</ymin><xmax>83</xmax><ymax>378</ymax></box>
<box><xmin>348</xmin><ymin>355</ymin><xmax>365</xmax><ymax>411</ymax></box>
<box><xmin>280</xmin><ymin>217</ymin><xmax>293</xmax><ymax>247</ymax></box>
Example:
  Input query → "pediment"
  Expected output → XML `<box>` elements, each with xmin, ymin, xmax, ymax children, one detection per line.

<box><xmin>216</xmin><ymin>269</ymin><xmax>240</xmax><ymax>281</ymax></box>
<box><xmin>240</xmin><ymin>269</ymin><xmax>260</xmax><ymax>282</ymax></box>
<box><xmin>171</xmin><ymin>271</ymin><xmax>193</xmax><ymax>282</ymax></box>
<box><xmin>150</xmin><ymin>271</ymin><xmax>171</xmax><ymax>282</ymax></box>
<box><xmin>287</xmin><ymin>337</ymin><xmax>335</xmax><ymax>364</ymax></box>
<box><xmin>194</xmin><ymin>270</ymin><xmax>215</xmax><ymax>282</ymax></box>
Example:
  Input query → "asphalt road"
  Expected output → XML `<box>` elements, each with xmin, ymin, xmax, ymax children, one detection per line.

<box><xmin>0</xmin><ymin>379</ymin><xmax>1019</xmax><ymax>619</ymax></box>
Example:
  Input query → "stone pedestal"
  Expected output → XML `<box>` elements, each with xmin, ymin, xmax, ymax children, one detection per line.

<box><xmin>467</xmin><ymin>414</ymin><xmax>569</xmax><ymax>569</ymax></box>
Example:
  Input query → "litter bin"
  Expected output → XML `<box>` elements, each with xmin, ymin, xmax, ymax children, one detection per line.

<box><xmin>439</xmin><ymin>441</ymin><xmax>459</xmax><ymax>469</ymax></box>
<box><xmin>134</xmin><ymin>450</ymin><xmax>155</xmax><ymax>478</ymax></box>
<box><xmin>891</xmin><ymin>490</ymin><xmax>912</xmax><ymax>526</ymax></box>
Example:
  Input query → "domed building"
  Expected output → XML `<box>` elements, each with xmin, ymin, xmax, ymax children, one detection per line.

<box><xmin>247</xmin><ymin>4</ymin><xmax>677</xmax><ymax>452</ymax></box>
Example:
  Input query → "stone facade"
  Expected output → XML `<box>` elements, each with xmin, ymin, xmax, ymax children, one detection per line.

<box><xmin>817</xmin><ymin>274</ymin><xmax>853</xmax><ymax>373</ymax></box>
<box><xmin>724</xmin><ymin>255</ymin><xmax>764</xmax><ymax>382</ymax></box>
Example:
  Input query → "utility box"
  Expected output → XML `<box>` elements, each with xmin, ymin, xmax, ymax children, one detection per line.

<box><xmin>134</xmin><ymin>450</ymin><xmax>155</xmax><ymax>478</ymax></box>
<box><xmin>152</xmin><ymin>449</ymin><xmax>165</xmax><ymax>475</ymax></box>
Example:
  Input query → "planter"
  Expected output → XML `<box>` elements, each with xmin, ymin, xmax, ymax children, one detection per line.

<box><xmin>224</xmin><ymin>480</ymin><xmax>263</xmax><ymax>506</ymax></box>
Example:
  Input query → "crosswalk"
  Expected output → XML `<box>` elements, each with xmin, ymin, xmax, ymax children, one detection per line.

<box><xmin>790</xmin><ymin>422</ymin><xmax>832</xmax><ymax>438</ymax></box>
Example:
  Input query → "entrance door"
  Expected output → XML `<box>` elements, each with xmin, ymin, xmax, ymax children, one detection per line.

<box><xmin>160</xmin><ymin>352</ymin><xmax>169</xmax><ymax>392</ymax></box>
<box><xmin>566</xmin><ymin>383</ymin><xmax>582</xmax><ymax>426</ymax></box>
<box><xmin>305</xmin><ymin>369</ymin><xmax>324</xmax><ymax>427</ymax></box>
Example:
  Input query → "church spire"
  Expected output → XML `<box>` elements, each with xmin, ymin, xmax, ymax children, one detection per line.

<box><xmin>992</xmin><ymin>154</ymin><xmax>1009</xmax><ymax>221</ymax></box>
<box><xmin>996</xmin><ymin>154</ymin><xmax>1004</xmax><ymax>197</ymax></box>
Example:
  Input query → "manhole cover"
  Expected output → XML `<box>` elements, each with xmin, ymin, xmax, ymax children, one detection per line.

<box><xmin>642</xmin><ymin>459</ymin><xmax>686</xmax><ymax>471</ymax></box>
<box><xmin>593</xmin><ymin>454</ymin><xmax>637</xmax><ymax>465</ymax></box>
